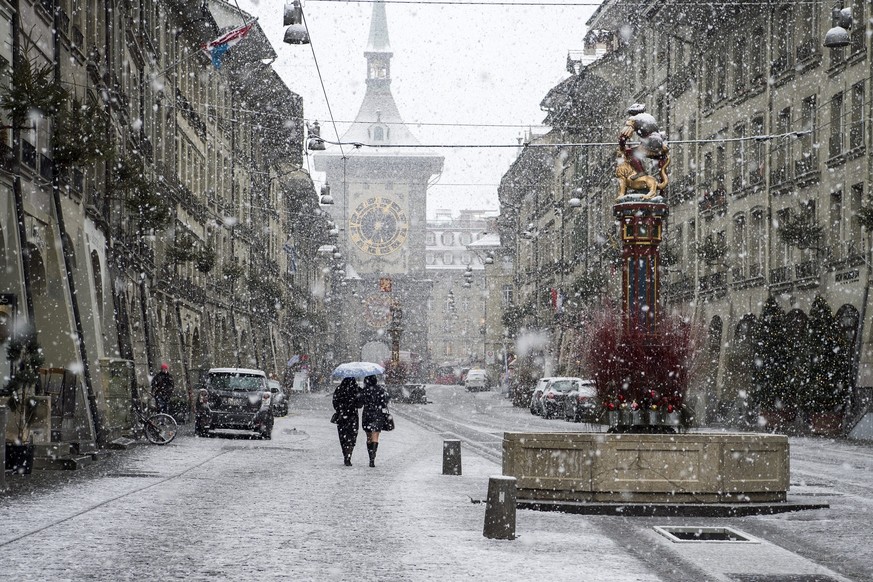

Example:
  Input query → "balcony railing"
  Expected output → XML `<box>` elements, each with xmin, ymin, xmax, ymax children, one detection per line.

<box><xmin>699</xmin><ymin>189</ymin><xmax>727</xmax><ymax>215</ymax></box>
<box><xmin>698</xmin><ymin>271</ymin><xmax>727</xmax><ymax>293</ymax></box>
<box><xmin>770</xmin><ymin>265</ymin><xmax>791</xmax><ymax>285</ymax></box>
<box><xmin>794</xmin><ymin>156</ymin><xmax>818</xmax><ymax>179</ymax></box>
<box><xmin>795</xmin><ymin>260</ymin><xmax>819</xmax><ymax>280</ymax></box>
<box><xmin>749</xmin><ymin>263</ymin><xmax>763</xmax><ymax>279</ymax></box>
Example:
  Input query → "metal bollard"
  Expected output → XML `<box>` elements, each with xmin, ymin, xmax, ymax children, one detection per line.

<box><xmin>483</xmin><ymin>475</ymin><xmax>516</xmax><ymax>540</ymax></box>
<box><xmin>0</xmin><ymin>408</ymin><xmax>6</xmax><ymax>491</ymax></box>
<box><xmin>442</xmin><ymin>439</ymin><xmax>462</xmax><ymax>475</ymax></box>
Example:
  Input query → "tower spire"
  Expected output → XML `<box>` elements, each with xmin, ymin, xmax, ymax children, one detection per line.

<box><xmin>367</xmin><ymin>0</ymin><xmax>391</xmax><ymax>52</ymax></box>
<box><xmin>365</xmin><ymin>0</ymin><xmax>393</xmax><ymax>86</ymax></box>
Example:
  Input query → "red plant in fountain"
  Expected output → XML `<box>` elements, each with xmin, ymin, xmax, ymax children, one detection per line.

<box><xmin>579</xmin><ymin>306</ymin><xmax>700</xmax><ymax>416</ymax></box>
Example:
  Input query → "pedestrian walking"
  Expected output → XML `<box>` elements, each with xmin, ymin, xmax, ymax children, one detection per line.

<box><xmin>332</xmin><ymin>377</ymin><xmax>361</xmax><ymax>466</ymax></box>
<box><xmin>360</xmin><ymin>374</ymin><xmax>393</xmax><ymax>467</ymax></box>
<box><xmin>151</xmin><ymin>363</ymin><xmax>174</xmax><ymax>415</ymax></box>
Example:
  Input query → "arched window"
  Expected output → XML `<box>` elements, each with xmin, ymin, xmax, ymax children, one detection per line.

<box><xmin>443</xmin><ymin>252</ymin><xmax>454</xmax><ymax>265</ymax></box>
<box><xmin>441</xmin><ymin>232</ymin><xmax>454</xmax><ymax>246</ymax></box>
<box><xmin>373</xmin><ymin>126</ymin><xmax>384</xmax><ymax>141</ymax></box>
<box><xmin>425</xmin><ymin>232</ymin><xmax>436</xmax><ymax>246</ymax></box>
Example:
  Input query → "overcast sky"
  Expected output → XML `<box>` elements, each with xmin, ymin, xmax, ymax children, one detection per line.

<box><xmin>238</xmin><ymin>0</ymin><xmax>601</xmax><ymax>217</ymax></box>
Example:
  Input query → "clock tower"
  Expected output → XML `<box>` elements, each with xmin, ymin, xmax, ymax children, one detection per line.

<box><xmin>313</xmin><ymin>0</ymin><xmax>444</xmax><ymax>368</ymax></box>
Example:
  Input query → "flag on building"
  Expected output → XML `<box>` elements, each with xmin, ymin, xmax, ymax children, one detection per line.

<box><xmin>201</xmin><ymin>20</ymin><xmax>256</xmax><ymax>70</ymax></box>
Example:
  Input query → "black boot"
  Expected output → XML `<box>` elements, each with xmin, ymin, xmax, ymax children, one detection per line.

<box><xmin>342</xmin><ymin>444</ymin><xmax>353</xmax><ymax>466</ymax></box>
<box><xmin>367</xmin><ymin>442</ymin><xmax>376</xmax><ymax>467</ymax></box>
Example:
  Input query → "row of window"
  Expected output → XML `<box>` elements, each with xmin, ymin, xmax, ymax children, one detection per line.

<box><xmin>426</xmin><ymin>252</ymin><xmax>474</xmax><ymax>266</ymax></box>
<box><xmin>669</xmin><ymin>80</ymin><xmax>866</xmax><ymax>193</ymax></box>
<box><xmin>670</xmin><ymin>183</ymin><xmax>866</xmax><ymax>277</ymax></box>
<box><xmin>426</xmin><ymin>231</ymin><xmax>479</xmax><ymax>246</ymax></box>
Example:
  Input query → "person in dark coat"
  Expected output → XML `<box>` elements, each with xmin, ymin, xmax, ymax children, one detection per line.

<box><xmin>360</xmin><ymin>375</ymin><xmax>391</xmax><ymax>467</ymax></box>
<box><xmin>332</xmin><ymin>377</ymin><xmax>361</xmax><ymax>466</ymax></box>
<box><xmin>151</xmin><ymin>363</ymin><xmax>174</xmax><ymax>415</ymax></box>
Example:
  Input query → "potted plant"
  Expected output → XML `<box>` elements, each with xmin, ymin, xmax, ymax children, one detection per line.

<box><xmin>2</xmin><ymin>325</ymin><xmax>44</xmax><ymax>474</ymax></box>
<box><xmin>798</xmin><ymin>296</ymin><xmax>851</xmax><ymax>435</ymax></box>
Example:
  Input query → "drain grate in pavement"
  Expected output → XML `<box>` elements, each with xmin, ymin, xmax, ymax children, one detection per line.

<box><xmin>654</xmin><ymin>526</ymin><xmax>759</xmax><ymax>543</ymax></box>
<box><xmin>728</xmin><ymin>576</ymin><xmax>843</xmax><ymax>582</ymax></box>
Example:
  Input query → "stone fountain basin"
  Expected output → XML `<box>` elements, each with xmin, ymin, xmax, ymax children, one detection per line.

<box><xmin>502</xmin><ymin>432</ymin><xmax>788</xmax><ymax>504</ymax></box>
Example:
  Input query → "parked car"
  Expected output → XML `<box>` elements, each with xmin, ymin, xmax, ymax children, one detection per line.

<box><xmin>195</xmin><ymin>368</ymin><xmax>274</xmax><ymax>439</ymax></box>
<box><xmin>540</xmin><ymin>377</ymin><xmax>583</xmax><ymax>419</ymax></box>
<box><xmin>268</xmin><ymin>379</ymin><xmax>288</xmax><ymax>416</ymax></box>
<box><xmin>464</xmin><ymin>369</ymin><xmax>489</xmax><ymax>392</ymax></box>
<box><xmin>529</xmin><ymin>377</ymin><xmax>554</xmax><ymax>415</ymax></box>
<box><xmin>387</xmin><ymin>383</ymin><xmax>428</xmax><ymax>404</ymax></box>
<box><xmin>433</xmin><ymin>366</ymin><xmax>458</xmax><ymax>385</ymax></box>
<box><xmin>562</xmin><ymin>379</ymin><xmax>599</xmax><ymax>422</ymax></box>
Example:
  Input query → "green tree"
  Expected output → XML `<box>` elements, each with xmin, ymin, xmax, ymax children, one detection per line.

<box><xmin>799</xmin><ymin>296</ymin><xmax>852</xmax><ymax>413</ymax></box>
<box><xmin>117</xmin><ymin>157</ymin><xmax>172</xmax><ymax>232</ymax></box>
<box><xmin>52</xmin><ymin>98</ymin><xmax>112</xmax><ymax>170</ymax></box>
<box><xmin>1</xmin><ymin>48</ymin><xmax>67</xmax><ymax>130</ymax></box>
<box><xmin>2</xmin><ymin>326</ymin><xmax>45</xmax><ymax>443</ymax></box>
<box><xmin>750</xmin><ymin>296</ymin><xmax>794</xmax><ymax>413</ymax></box>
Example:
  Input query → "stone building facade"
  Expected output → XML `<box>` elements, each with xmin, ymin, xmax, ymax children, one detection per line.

<box><xmin>425</xmin><ymin>209</ymin><xmax>490</xmax><ymax>373</ymax></box>
<box><xmin>498</xmin><ymin>0</ymin><xmax>873</xmax><ymax>423</ymax></box>
<box><xmin>0</xmin><ymin>0</ymin><xmax>328</xmax><ymax>458</ymax></box>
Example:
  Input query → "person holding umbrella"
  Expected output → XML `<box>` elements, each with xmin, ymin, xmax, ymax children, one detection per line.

<box><xmin>332</xmin><ymin>377</ymin><xmax>361</xmax><ymax>466</ymax></box>
<box><xmin>360</xmin><ymin>374</ymin><xmax>393</xmax><ymax>467</ymax></box>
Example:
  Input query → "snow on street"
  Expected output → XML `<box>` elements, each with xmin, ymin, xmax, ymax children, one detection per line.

<box><xmin>1</xmin><ymin>387</ymin><xmax>871</xmax><ymax>581</ymax></box>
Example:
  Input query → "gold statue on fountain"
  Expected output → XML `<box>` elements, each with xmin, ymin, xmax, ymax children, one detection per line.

<box><xmin>615</xmin><ymin>104</ymin><xmax>671</xmax><ymax>201</ymax></box>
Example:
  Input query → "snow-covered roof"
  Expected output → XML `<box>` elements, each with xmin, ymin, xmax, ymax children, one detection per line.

<box><xmin>467</xmin><ymin>232</ymin><xmax>501</xmax><ymax>249</ymax></box>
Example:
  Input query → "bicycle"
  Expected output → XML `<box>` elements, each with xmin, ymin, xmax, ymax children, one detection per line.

<box><xmin>134</xmin><ymin>405</ymin><xmax>178</xmax><ymax>445</ymax></box>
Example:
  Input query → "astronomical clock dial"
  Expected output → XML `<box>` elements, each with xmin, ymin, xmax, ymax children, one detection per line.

<box><xmin>348</xmin><ymin>196</ymin><xmax>409</xmax><ymax>256</ymax></box>
<box><xmin>362</xmin><ymin>294</ymin><xmax>394</xmax><ymax>329</ymax></box>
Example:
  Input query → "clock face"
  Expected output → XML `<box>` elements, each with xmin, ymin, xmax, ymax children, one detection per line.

<box><xmin>349</xmin><ymin>196</ymin><xmax>409</xmax><ymax>256</ymax></box>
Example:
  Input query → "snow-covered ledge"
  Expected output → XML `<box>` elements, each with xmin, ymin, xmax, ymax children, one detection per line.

<box><xmin>502</xmin><ymin>432</ymin><xmax>789</xmax><ymax>504</ymax></box>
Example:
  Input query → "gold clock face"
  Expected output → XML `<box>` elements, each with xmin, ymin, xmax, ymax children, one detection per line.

<box><xmin>349</xmin><ymin>196</ymin><xmax>408</xmax><ymax>256</ymax></box>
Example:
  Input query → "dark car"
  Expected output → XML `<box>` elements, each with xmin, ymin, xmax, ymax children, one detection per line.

<box><xmin>195</xmin><ymin>368</ymin><xmax>274</xmax><ymax>439</ymax></box>
<box><xmin>563</xmin><ymin>380</ymin><xmax>599</xmax><ymax>422</ymax></box>
<box><xmin>268</xmin><ymin>379</ymin><xmax>289</xmax><ymax>416</ymax></box>
<box><xmin>528</xmin><ymin>377</ymin><xmax>554</xmax><ymax>415</ymax></box>
<box><xmin>540</xmin><ymin>377</ymin><xmax>584</xmax><ymax>419</ymax></box>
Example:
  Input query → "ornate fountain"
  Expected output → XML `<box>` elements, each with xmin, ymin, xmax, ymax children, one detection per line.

<box><xmin>501</xmin><ymin>106</ymin><xmax>794</xmax><ymax>513</ymax></box>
